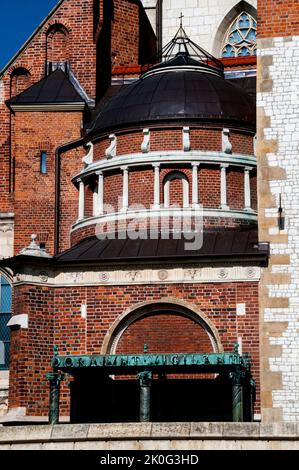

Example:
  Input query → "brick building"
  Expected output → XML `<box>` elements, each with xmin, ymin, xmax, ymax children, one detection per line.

<box><xmin>0</xmin><ymin>0</ymin><xmax>298</xmax><ymax>438</ymax></box>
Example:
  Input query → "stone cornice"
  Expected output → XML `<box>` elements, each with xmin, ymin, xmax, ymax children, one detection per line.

<box><xmin>9</xmin><ymin>103</ymin><xmax>85</xmax><ymax>112</ymax></box>
<box><xmin>71</xmin><ymin>207</ymin><xmax>258</xmax><ymax>233</ymax></box>
<box><xmin>13</xmin><ymin>265</ymin><xmax>261</xmax><ymax>287</ymax></box>
<box><xmin>73</xmin><ymin>151</ymin><xmax>257</xmax><ymax>183</ymax></box>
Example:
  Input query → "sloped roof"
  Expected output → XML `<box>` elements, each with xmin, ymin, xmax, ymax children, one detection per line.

<box><xmin>6</xmin><ymin>69</ymin><xmax>85</xmax><ymax>110</ymax></box>
<box><xmin>55</xmin><ymin>229</ymin><xmax>268</xmax><ymax>264</ymax></box>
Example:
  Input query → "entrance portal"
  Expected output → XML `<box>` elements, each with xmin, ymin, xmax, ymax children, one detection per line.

<box><xmin>48</xmin><ymin>348</ymin><xmax>255</xmax><ymax>424</ymax></box>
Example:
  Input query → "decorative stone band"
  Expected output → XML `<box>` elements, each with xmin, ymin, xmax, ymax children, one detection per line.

<box><xmin>13</xmin><ymin>265</ymin><xmax>261</xmax><ymax>287</ymax></box>
<box><xmin>73</xmin><ymin>151</ymin><xmax>256</xmax><ymax>181</ymax></box>
<box><xmin>72</xmin><ymin>206</ymin><xmax>258</xmax><ymax>233</ymax></box>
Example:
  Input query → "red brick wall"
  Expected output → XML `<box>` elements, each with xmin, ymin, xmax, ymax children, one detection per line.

<box><xmin>250</xmin><ymin>173</ymin><xmax>257</xmax><ymax>211</ymax></box>
<box><xmin>160</xmin><ymin>169</ymin><xmax>192</xmax><ymax>208</ymax></box>
<box><xmin>117</xmin><ymin>313</ymin><xmax>213</xmax><ymax>354</ymax></box>
<box><xmin>75</xmin><ymin>164</ymin><xmax>253</xmax><ymax>216</ymax></box>
<box><xmin>47</xmin><ymin>25</ymin><xmax>69</xmax><ymax>63</ymax></box>
<box><xmin>104</xmin><ymin>172</ymin><xmax>123</xmax><ymax>212</ymax></box>
<box><xmin>59</xmin><ymin>146</ymin><xmax>87</xmax><ymax>253</ymax></box>
<box><xmin>111</xmin><ymin>0</ymin><xmax>140</xmax><ymax>67</ymax></box>
<box><xmin>71</xmin><ymin>215</ymin><xmax>255</xmax><ymax>247</ymax></box>
<box><xmin>227</xmin><ymin>168</ymin><xmax>244</xmax><ymax>210</ymax></box>
<box><xmin>199</xmin><ymin>167</ymin><xmax>221</xmax><ymax>208</ymax></box>
<box><xmin>94</xmin><ymin>128</ymin><xmax>254</xmax><ymax>160</ymax></box>
<box><xmin>13</xmin><ymin>111</ymin><xmax>82</xmax><ymax>255</ymax></box>
<box><xmin>10</xmin><ymin>69</ymin><xmax>32</xmax><ymax>97</ymax></box>
<box><xmin>168</xmin><ymin>176</ymin><xmax>186</xmax><ymax>207</ymax></box>
<box><xmin>0</xmin><ymin>0</ymin><xmax>97</xmax><ymax>217</ymax></box>
<box><xmin>0</xmin><ymin>88</ymin><xmax>13</xmax><ymax>213</ymax></box>
<box><xmin>258</xmin><ymin>0</ymin><xmax>299</xmax><ymax>38</ymax></box>
<box><xmin>85</xmin><ymin>185</ymin><xmax>94</xmax><ymax>218</ymax></box>
<box><xmin>129</xmin><ymin>169</ymin><xmax>154</xmax><ymax>207</ymax></box>
<box><xmin>8</xmin><ymin>280</ymin><xmax>260</xmax><ymax>416</ymax></box>
<box><xmin>9</xmin><ymin>285</ymin><xmax>54</xmax><ymax>410</ymax></box>
<box><xmin>69</xmin><ymin>163</ymin><xmax>257</xmax><ymax>247</ymax></box>
<box><xmin>0</xmin><ymin>0</ymin><xmax>152</xmax><ymax>216</ymax></box>
<box><xmin>230</xmin><ymin>131</ymin><xmax>254</xmax><ymax>155</ymax></box>
<box><xmin>71</xmin><ymin>225</ymin><xmax>95</xmax><ymax>246</ymax></box>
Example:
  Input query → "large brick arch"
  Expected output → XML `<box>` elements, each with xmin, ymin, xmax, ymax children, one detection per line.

<box><xmin>102</xmin><ymin>298</ymin><xmax>223</xmax><ymax>355</ymax></box>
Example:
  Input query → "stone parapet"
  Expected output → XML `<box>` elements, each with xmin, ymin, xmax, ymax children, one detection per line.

<box><xmin>0</xmin><ymin>422</ymin><xmax>298</xmax><ymax>450</ymax></box>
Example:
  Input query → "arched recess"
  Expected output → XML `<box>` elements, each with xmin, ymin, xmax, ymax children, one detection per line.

<box><xmin>0</xmin><ymin>268</ymin><xmax>13</xmax><ymax>284</ymax></box>
<box><xmin>46</xmin><ymin>23</ymin><xmax>70</xmax><ymax>64</ymax></box>
<box><xmin>163</xmin><ymin>171</ymin><xmax>189</xmax><ymax>208</ymax></box>
<box><xmin>0</xmin><ymin>269</ymin><xmax>12</xmax><ymax>371</ymax></box>
<box><xmin>10</xmin><ymin>67</ymin><xmax>31</xmax><ymax>97</ymax></box>
<box><xmin>102</xmin><ymin>298</ymin><xmax>223</xmax><ymax>355</ymax></box>
<box><xmin>212</xmin><ymin>1</ymin><xmax>257</xmax><ymax>57</ymax></box>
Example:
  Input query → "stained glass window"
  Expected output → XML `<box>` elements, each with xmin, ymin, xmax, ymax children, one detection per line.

<box><xmin>222</xmin><ymin>12</ymin><xmax>257</xmax><ymax>58</ymax></box>
<box><xmin>0</xmin><ymin>275</ymin><xmax>12</xmax><ymax>370</ymax></box>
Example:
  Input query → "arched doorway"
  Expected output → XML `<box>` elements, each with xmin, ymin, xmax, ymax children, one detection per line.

<box><xmin>68</xmin><ymin>301</ymin><xmax>251</xmax><ymax>423</ymax></box>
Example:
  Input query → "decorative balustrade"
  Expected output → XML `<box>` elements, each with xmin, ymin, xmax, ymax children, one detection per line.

<box><xmin>74</xmin><ymin>158</ymin><xmax>256</xmax><ymax>227</ymax></box>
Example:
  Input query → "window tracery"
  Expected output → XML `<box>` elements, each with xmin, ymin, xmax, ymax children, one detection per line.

<box><xmin>222</xmin><ymin>12</ymin><xmax>257</xmax><ymax>58</ymax></box>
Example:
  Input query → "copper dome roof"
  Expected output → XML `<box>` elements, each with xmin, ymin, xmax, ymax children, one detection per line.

<box><xmin>88</xmin><ymin>62</ymin><xmax>255</xmax><ymax>136</ymax></box>
<box><xmin>88</xmin><ymin>27</ymin><xmax>255</xmax><ymax>135</ymax></box>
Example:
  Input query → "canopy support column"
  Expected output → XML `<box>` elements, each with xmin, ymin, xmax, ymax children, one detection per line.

<box><xmin>230</xmin><ymin>369</ymin><xmax>245</xmax><ymax>422</ymax></box>
<box><xmin>46</xmin><ymin>372</ymin><xmax>63</xmax><ymax>425</ymax></box>
<box><xmin>138</xmin><ymin>370</ymin><xmax>153</xmax><ymax>422</ymax></box>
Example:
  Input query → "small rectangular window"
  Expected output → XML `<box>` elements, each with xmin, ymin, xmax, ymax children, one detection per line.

<box><xmin>40</xmin><ymin>150</ymin><xmax>47</xmax><ymax>174</ymax></box>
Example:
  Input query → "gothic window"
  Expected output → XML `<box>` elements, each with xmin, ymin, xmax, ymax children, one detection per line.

<box><xmin>164</xmin><ymin>172</ymin><xmax>189</xmax><ymax>208</ymax></box>
<box><xmin>222</xmin><ymin>12</ymin><xmax>257</xmax><ymax>58</ymax></box>
<box><xmin>0</xmin><ymin>275</ymin><xmax>12</xmax><ymax>370</ymax></box>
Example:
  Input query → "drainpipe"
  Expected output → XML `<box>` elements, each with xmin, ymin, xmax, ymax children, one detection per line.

<box><xmin>54</xmin><ymin>138</ymin><xmax>84</xmax><ymax>256</ymax></box>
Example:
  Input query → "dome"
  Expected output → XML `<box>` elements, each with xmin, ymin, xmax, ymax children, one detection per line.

<box><xmin>88</xmin><ymin>54</ymin><xmax>255</xmax><ymax>136</ymax></box>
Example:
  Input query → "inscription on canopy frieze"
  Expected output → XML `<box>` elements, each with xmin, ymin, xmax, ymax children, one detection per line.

<box><xmin>53</xmin><ymin>352</ymin><xmax>250</xmax><ymax>370</ymax></box>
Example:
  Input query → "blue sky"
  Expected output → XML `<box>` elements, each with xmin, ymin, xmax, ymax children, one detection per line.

<box><xmin>0</xmin><ymin>0</ymin><xmax>59</xmax><ymax>71</ymax></box>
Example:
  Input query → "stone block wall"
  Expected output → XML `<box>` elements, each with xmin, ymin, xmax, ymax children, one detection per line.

<box><xmin>257</xmin><ymin>0</ymin><xmax>299</xmax><ymax>422</ymax></box>
<box><xmin>141</xmin><ymin>0</ymin><xmax>257</xmax><ymax>56</ymax></box>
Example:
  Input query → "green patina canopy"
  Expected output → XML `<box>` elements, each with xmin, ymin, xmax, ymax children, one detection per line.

<box><xmin>47</xmin><ymin>344</ymin><xmax>255</xmax><ymax>425</ymax></box>
<box><xmin>52</xmin><ymin>350</ymin><xmax>251</xmax><ymax>374</ymax></box>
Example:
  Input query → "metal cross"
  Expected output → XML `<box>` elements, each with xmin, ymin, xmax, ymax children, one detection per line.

<box><xmin>179</xmin><ymin>12</ymin><xmax>184</xmax><ymax>28</ymax></box>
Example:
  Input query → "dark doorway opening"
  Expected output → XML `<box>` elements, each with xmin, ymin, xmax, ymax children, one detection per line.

<box><xmin>70</xmin><ymin>372</ymin><xmax>234</xmax><ymax>423</ymax></box>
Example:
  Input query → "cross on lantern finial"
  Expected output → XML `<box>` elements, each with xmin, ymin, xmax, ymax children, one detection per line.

<box><xmin>179</xmin><ymin>12</ymin><xmax>184</xmax><ymax>28</ymax></box>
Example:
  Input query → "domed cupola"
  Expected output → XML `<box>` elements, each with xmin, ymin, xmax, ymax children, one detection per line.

<box><xmin>70</xmin><ymin>25</ymin><xmax>258</xmax><ymax>252</ymax></box>
<box><xmin>88</xmin><ymin>25</ymin><xmax>255</xmax><ymax>137</ymax></box>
